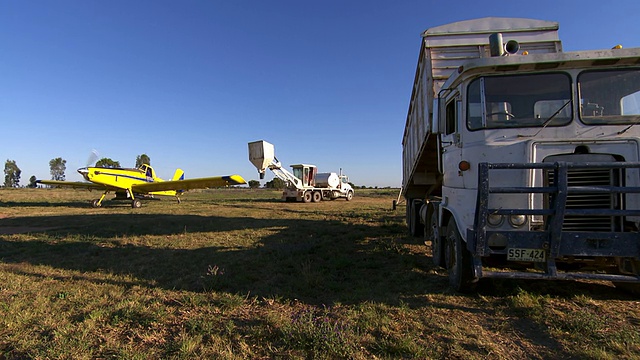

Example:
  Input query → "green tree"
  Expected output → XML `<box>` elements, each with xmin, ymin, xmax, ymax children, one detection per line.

<box><xmin>248</xmin><ymin>180</ymin><xmax>261</xmax><ymax>189</ymax></box>
<box><xmin>4</xmin><ymin>159</ymin><xmax>21</xmax><ymax>187</ymax></box>
<box><xmin>49</xmin><ymin>157</ymin><xmax>67</xmax><ymax>181</ymax></box>
<box><xmin>135</xmin><ymin>154</ymin><xmax>151</xmax><ymax>168</ymax></box>
<box><xmin>265</xmin><ymin>177</ymin><xmax>285</xmax><ymax>189</ymax></box>
<box><xmin>28</xmin><ymin>175</ymin><xmax>37</xmax><ymax>188</ymax></box>
<box><xmin>95</xmin><ymin>158</ymin><xmax>121</xmax><ymax>168</ymax></box>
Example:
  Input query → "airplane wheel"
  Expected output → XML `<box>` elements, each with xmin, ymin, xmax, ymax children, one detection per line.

<box><xmin>132</xmin><ymin>199</ymin><xmax>142</xmax><ymax>208</ymax></box>
<box><xmin>312</xmin><ymin>191</ymin><xmax>322</xmax><ymax>202</ymax></box>
<box><xmin>92</xmin><ymin>199</ymin><xmax>101</xmax><ymax>208</ymax></box>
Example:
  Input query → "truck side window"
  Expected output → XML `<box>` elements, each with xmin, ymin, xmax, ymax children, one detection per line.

<box><xmin>445</xmin><ymin>99</ymin><xmax>456</xmax><ymax>135</ymax></box>
<box><xmin>579</xmin><ymin>69</ymin><xmax>640</xmax><ymax>124</ymax></box>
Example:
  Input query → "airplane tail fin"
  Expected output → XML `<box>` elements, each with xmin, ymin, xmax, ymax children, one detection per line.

<box><xmin>173</xmin><ymin>169</ymin><xmax>185</xmax><ymax>181</ymax></box>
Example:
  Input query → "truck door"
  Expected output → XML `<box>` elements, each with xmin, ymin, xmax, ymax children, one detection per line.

<box><xmin>439</xmin><ymin>94</ymin><xmax>464</xmax><ymax>189</ymax></box>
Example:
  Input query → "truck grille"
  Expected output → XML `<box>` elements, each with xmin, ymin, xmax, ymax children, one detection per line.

<box><xmin>546</xmin><ymin>167</ymin><xmax>622</xmax><ymax>232</ymax></box>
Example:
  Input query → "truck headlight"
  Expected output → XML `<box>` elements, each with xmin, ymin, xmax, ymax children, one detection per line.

<box><xmin>487</xmin><ymin>213</ymin><xmax>504</xmax><ymax>227</ymax></box>
<box><xmin>509</xmin><ymin>214</ymin><xmax>527</xmax><ymax>228</ymax></box>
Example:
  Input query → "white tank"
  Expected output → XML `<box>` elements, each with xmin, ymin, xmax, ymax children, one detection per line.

<box><xmin>315</xmin><ymin>172</ymin><xmax>340</xmax><ymax>188</ymax></box>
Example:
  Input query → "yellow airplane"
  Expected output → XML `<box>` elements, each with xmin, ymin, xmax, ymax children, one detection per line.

<box><xmin>37</xmin><ymin>163</ymin><xmax>246</xmax><ymax>208</ymax></box>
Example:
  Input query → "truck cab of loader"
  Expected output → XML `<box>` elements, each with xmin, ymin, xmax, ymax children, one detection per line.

<box><xmin>340</xmin><ymin>174</ymin><xmax>350</xmax><ymax>189</ymax></box>
<box><xmin>291</xmin><ymin>164</ymin><xmax>317</xmax><ymax>188</ymax></box>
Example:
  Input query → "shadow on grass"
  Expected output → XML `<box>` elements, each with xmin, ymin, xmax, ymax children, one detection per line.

<box><xmin>3</xmin><ymin>211</ymin><xmax>635</xmax><ymax>359</ymax></box>
<box><xmin>0</xmin><ymin>213</ymin><xmax>634</xmax><ymax>307</ymax></box>
<box><xmin>0</xmin><ymin>201</ymin><xmax>93</xmax><ymax>208</ymax></box>
<box><xmin>0</xmin><ymin>213</ymin><xmax>431</xmax><ymax>304</ymax></box>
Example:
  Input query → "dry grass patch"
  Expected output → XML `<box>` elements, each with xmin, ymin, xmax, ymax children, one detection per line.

<box><xmin>1</xmin><ymin>188</ymin><xmax>639</xmax><ymax>359</ymax></box>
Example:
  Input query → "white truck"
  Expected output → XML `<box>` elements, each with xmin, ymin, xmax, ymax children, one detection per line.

<box><xmin>402</xmin><ymin>17</ymin><xmax>640</xmax><ymax>292</ymax></box>
<box><xmin>248</xmin><ymin>140</ymin><xmax>354</xmax><ymax>202</ymax></box>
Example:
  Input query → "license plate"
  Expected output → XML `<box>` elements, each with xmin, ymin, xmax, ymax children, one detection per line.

<box><xmin>507</xmin><ymin>248</ymin><xmax>546</xmax><ymax>262</ymax></box>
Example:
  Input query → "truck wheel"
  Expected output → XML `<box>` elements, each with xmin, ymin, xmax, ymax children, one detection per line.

<box><xmin>408</xmin><ymin>199</ymin><xmax>424</xmax><ymax>237</ymax></box>
<box><xmin>445</xmin><ymin>217</ymin><xmax>477</xmax><ymax>292</ymax></box>
<box><xmin>312</xmin><ymin>191</ymin><xmax>322</xmax><ymax>202</ymax></box>
<box><xmin>346</xmin><ymin>191</ymin><xmax>353</xmax><ymax>201</ymax></box>
<box><xmin>427</xmin><ymin>205</ymin><xmax>444</xmax><ymax>268</ymax></box>
<box><xmin>302</xmin><ymin>191</ymin><xmax>312</xmax><ymax>203</ymax></box>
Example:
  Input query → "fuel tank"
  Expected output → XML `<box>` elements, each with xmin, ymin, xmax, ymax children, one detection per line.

<box><xmin>315</xmin><ymin>172</ymin><xmax>340</xmax><ymax>188</ymax></box>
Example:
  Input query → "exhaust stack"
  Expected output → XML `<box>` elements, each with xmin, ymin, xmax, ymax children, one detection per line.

<box><xmin>489</xmin><ymin>33</ymin><xmax>519</xmax><ymax>56</ymax></box>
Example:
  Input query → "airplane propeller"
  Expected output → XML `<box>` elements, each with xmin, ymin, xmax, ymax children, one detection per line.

<box><xmin>85</xmin><ymin>149</ymin><xmax>99</xmax><ymax>167</ymax></box>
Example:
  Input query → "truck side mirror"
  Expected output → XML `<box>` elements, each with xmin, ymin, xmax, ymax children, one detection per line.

<box><xmin>431</xmin><ymin>99</ymin><xmax>441</xmax><ymax>134</ymax></box>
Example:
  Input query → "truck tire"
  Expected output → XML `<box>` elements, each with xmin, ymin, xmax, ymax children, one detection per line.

<box><xmin>346</xmin><ymin>191</ymin><xmax>353</xmax><ymax>201</ymax></box>
<box><xmin>312</xmin><ymin>191</ymin><xmax>322</xmax><ymax>202</ymax></box>
<box><xmin>302</xmin><ymin>191</ymin><xmax>312</xmax><ymax>203</ymax></box>
<box><xmin>445</xmin><ymin>217</ymin><xmax>477</xmax><ymax>292</ymax></box>
<box><xmin>408</xmin><ymin>199</ymin><xmax>424</xmax><ymax>237</ymax></box>
<box><xmin>426</xmin><ymin>205</ymin><xmax>444</xmax><ymax>268</ymax></box>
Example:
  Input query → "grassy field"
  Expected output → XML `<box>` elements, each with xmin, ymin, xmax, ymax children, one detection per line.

<box><xmin>1</xmin><ymin>188</ymin><xmax>639</xmax><ymax>359</ymax></box>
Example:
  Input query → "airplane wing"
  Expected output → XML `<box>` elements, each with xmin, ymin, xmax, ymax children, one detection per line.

<box><xmin>131</xmin><ymin>174</ymin><xmax>246</xmax><ymax>193</ymax></box>
<box><xmin>36</xmin><ymin>180</ymin><xmax>109</xmax><ymax>190</ymax></box>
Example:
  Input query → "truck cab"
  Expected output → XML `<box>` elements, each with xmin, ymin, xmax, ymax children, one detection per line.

<box><xmin>291</xmin><ymin>164</ymin><xmax>317</xmax><ymax>188</ymax></box>
<box><xmin>402</xmin><ymin>18</ymin><xmax>640</xmax><ymax>292</ymax></box>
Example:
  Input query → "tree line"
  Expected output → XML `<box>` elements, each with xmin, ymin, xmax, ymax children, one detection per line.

<box><xmin>2</xmin><ymin>154</ymin><xmax>151</xmax><ymax>188</ymax></box>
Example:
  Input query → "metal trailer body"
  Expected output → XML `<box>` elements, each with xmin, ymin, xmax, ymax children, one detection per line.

<box><xmin>248</xmin><ymin>140</ymin><xmax>354</xmax><ymax>202</ymax></box>
<box><xmin>401</xmin><ymin>17</ymin><xmax>640</xmax><ymax>292</ymax></box>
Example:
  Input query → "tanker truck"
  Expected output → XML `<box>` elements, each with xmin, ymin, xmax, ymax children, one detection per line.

<box><xmin>248</xmin><ymin>140</ymin><xmax>354</xmax><ymax>202</ymax></box>
<box><xmin>401</xmin><ymin>17</ymin><xmax>640</xmax><ymax>292</ymax></box>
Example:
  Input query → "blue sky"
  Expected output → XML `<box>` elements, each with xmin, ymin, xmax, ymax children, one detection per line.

<box><xmin>2</xmin><ymin>1</ymin><xmax>639</xmax><ymax>187</ymax></box>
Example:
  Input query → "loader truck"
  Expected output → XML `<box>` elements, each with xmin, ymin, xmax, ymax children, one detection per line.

<box><xmin>249</xmin><ymin>140</ymin><xmax>354</xmax><ymax>202</ymax></box>
<box><xmin>401</xmin><ymin>17</ymin><xmax>640</xmax><ymax>292</ymax></box>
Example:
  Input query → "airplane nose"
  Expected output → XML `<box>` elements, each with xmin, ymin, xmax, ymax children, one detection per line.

<box><xmin>78</xmin><ymin>167</ymin><xmax>91</xmax><ymax>181</ymax></box>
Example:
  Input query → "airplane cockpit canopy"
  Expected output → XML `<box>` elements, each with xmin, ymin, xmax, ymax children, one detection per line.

<box><xmin>139</xmin><ymin>164</ymin><xmax>155</xmax><ymax>179</ymax></box>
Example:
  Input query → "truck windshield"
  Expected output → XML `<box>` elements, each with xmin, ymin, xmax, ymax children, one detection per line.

<box><xmin>467</xmin><ymin>73</ymin><xmax>572</xmax><ymax>130</ymax></box>
<box><xmin>578</xmin><ymin>69</ymin><xmax>640</xmax><ymax>125</ymax></box>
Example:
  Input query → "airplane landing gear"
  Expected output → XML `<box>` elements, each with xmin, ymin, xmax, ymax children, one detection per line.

<box><xmin>126</xmin><ymin>189</ymin><xmax>142</xmax><ymax>209</ymax></box>
<box><xmin>93</xmin><ymin>191</ymin><xmax>108</xmax><ymax>208</ymax></box>
<box><xmin>132</xmin><ymin>199</ymin><xmax>142</xmax><ymax>208</ymax></box>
